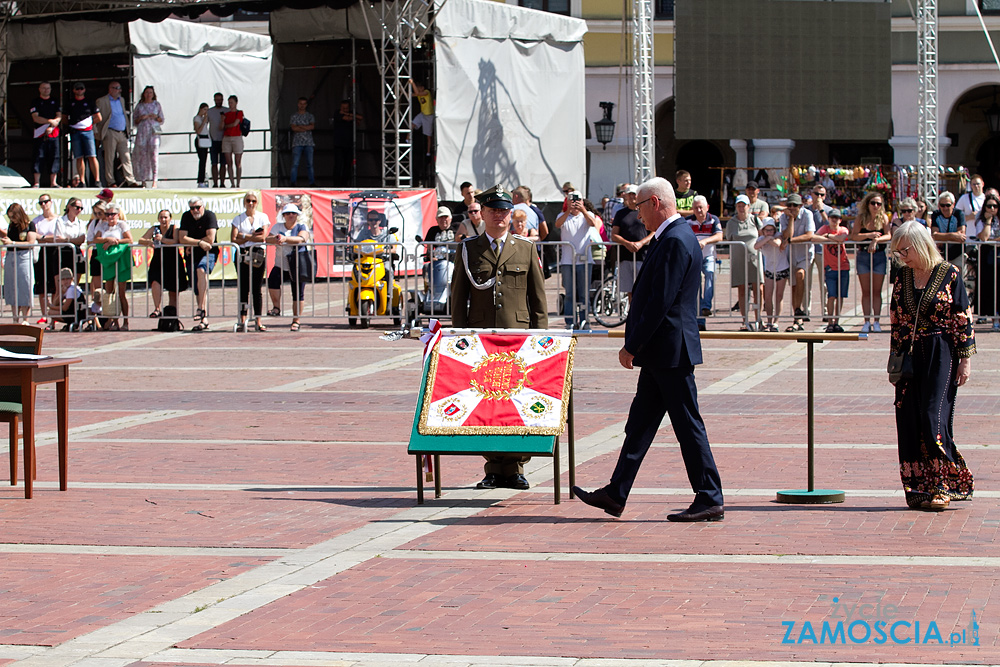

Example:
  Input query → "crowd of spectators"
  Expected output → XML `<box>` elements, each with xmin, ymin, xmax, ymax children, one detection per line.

<box><xmin>0</xmin><ymin>189</ymin><xmax>313</xmax><ymax>333</ymax></box>
<box><xmin>4</xmin><ymin>169</ymin><xmax>998</xmax><ymax>334</ymax></box>
<box><xmin>28</xmin><ymin>80</ymin><xmax>152</xmax><ymax>189</ymax></box>
<box><xmin>439</xmin><ymin>171</ymin><xmax>1000</xmax><ymax>335</ymax></box>
<box><xmin>698</xmin><ymin>171</ymin><xmax>1000</xmax><ymax>333</ymax></box>
<box><xmin>24</xmin><ymin>81</ymin><xmax>262</xmax><ymax>190</ymax></box>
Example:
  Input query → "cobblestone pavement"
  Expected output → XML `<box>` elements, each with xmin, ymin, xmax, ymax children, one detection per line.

<box><xmin>0</xmin><ymin>315</ymin><xmax>997</xmax><ymax>667</ymax></box>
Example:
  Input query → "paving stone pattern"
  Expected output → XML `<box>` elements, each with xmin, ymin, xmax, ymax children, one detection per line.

<box><xmin>0</xmin><ymin>326</ymin><xmax>995</xmax><ymax>667</ymax></box>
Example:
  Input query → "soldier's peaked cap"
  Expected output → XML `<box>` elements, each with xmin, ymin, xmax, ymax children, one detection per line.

<box><xmin>476</xmin><ymin>184</ymin><xmax>514</xmax><ymax>210</ymax></box>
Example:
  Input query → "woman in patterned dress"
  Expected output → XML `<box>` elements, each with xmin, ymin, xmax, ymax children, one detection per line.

<box><xmin>132</xmin><ymin>86</ymin><xmax>164</xmax><ymax>188</ymax></box>
<box><xmin>888</xmin><ymin>221</ymin><xmax>976</xmax><ymax>511</ymax></box>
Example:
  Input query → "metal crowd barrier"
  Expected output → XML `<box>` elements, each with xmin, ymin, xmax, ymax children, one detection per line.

<box><xmin>2</xmin><ymin>237</ymin><xmax>995</xmax><ymax>333</ymax></box>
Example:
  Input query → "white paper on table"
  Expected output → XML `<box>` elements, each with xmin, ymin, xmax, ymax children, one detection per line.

<box><xmin>0</xmin><ymin>348</ymin><xmax>51</xmax><ymax>360</ymax></box>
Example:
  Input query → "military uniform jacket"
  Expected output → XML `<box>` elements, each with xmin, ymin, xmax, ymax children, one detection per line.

<box><xmin>450</xmin><ymin>233</ymin><xmax>549</xmax><ymax>329</ymax></box>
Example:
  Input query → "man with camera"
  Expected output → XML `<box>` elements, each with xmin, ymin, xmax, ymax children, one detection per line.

<box><xmin>554</xmin><ymin>190</ymin><xmax>600</xmax><ymax>329</ymax></box>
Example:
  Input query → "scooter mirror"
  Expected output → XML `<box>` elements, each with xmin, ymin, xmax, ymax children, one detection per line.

<box><xmin>414</xmin><ymin>235</ymin><xmax>424</xmax><ymax>242</ymax></box>
<box><xmin>389</xmin><ymin>227</ymin><xmax>399</xmax><ymax>235</ymax></box>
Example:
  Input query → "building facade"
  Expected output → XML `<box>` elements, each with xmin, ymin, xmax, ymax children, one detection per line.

<box><xmin>510</xmin><ymin>0</ymin><xmax>1000</xmax><ymax>201</ymax></box>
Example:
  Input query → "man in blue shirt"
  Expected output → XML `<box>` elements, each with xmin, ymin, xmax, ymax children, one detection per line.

<box><xmin>94</xmin><ymin>81</ymin><xmax>141</xmax><ymax>188</ymax></box>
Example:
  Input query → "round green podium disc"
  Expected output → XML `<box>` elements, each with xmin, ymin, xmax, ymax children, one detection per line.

<box><xmin>775</xmin><ymin>489</ymin><xmax>845</xmax><ymax>504</ymax></box>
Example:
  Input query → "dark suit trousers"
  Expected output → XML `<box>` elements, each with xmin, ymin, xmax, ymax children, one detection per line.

<box><xmin>608</xmin><ymin>366</ymin><xmax>724</xmax><ymax>509</ymax></box>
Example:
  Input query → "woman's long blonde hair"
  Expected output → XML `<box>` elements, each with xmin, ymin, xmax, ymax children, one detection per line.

<box><xmin>856</xmin><ymin>191</ymin><xmax>888</xmax><ymax>231</ymax></box>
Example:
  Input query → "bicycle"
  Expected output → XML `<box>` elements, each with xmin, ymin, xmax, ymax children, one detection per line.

<box><xmin>590</xmin><ymin>266</ymin><xmax>629</xmax><ymax>328</ymax></box>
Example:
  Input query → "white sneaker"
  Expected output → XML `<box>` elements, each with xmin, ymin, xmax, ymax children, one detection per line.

<box><xmin>872</xmin><ymin>321</ymin><xmax>882</xmax><ymax>333</ymax></box>
<box><xmin>861</xmin><ymin>322</ymin><xmax>871</xmax><ymax>334</ymax></box>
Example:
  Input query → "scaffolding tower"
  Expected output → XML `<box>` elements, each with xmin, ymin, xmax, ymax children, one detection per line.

<box><xmin>916</xmin><ymin>0</ymin><xmax>939</xmax><ymax>207</ymax></box>
<box><xmin>631</xmin><ymin>0</ymin><xmax>654</xmax><ymax>184</ymax></box>
<box><xmin>360</xmin><ymin>0</ymin><xmax>437</xmax><ymax>189</ymax></box>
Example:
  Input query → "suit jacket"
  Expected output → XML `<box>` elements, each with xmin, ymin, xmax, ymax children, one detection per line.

<box><xmin>450</xmin><ymin>233</ymin><xmax>548</xmax><ymax>329</ymax></box>
<box><xmin>94</xmin><ymin>94</ymin><xmax>131</xmax><ymax>143</ymax></box>
<box><xmin>624</xmin><ymin>214</ymin><xmax>703</xmax><ymax>369</ymax></box>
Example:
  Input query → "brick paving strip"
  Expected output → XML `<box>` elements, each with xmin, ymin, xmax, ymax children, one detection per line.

<box><xmin>0</xmin><ymin>334</ymin><xmax>993</xmax><ymax>667</ymax></box>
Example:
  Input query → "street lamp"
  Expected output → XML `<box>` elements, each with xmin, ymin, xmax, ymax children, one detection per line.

<box><xmin>594</xmin><ymin>101</ymin><xmax>616</xmax><ymax>149</ymax></box>
<box><xmin>985</xmin><ymin>86</ymin><xmax>1000</xmax><ymax>135</ymax></box>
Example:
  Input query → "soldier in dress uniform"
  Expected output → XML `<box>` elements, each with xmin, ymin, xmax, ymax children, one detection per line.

<box><xmin>450</xmin><ymin>184</ymin><xmax>549</xmax><ymax>490</ymax></box>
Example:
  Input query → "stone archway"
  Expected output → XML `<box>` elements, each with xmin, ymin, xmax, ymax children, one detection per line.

<box><xmin>654</xmin><ymin>98</ymin><xmax>732</xmax><ymax>214</ymax></box>
<box><xmin>945</xmin><ymin>84</ymin><xmax>1000</xmax><ymax>189</ymax></box>
<box><xmin>676</xmin><ymin>140</ymin><xmax>725</xmax><ymax>214</ymax></box>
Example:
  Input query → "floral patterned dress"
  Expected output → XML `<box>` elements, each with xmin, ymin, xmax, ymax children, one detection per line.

<box><xmin>132</xmin><ymin>100</ymin><xmax>163</xmax><ymax>183</ymax></box>
<box><xmin>889</xmin><ymin>262</ymin><xmax>976</xmax><ymax>508</ymax></box>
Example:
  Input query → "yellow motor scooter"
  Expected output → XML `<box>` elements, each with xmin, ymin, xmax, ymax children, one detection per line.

<box><xmin>347</xmin><ymin>226</ymin><xmax>403</xmax><ymax>328</ymax></box>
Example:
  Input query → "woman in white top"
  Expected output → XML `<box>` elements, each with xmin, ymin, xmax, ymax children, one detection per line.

<box><xmin>31</xmin><ymin>193</ymin><xmax>59</xmax><ymax>327</ymax></box>
<box><xmin>231</xmin><ymin>193</ymin><xmax>270</xmax><ymax>331</ymax></box>
<box><xmin>265</xmin><ymin>204</ymin><xmax>311</xmax><ymax>331</ymax></box>
<box><xmin>54</xmin><ymin>198</ymin><xmax>87</xmax><ymax>313</ymax></box>
<box><xmin>193</xmin><ymin>102</ymin><xmax>211</xmax><ymax>187</ymax></box>
<box><xmin>86</xmin><ymin>202</ymin><xmax>107</xmax><ymax>296</ymax></box>
<box><xmin>93</xmin><ymin>203</ymin><xmax>134</xmax><ymax>330</ymax></box>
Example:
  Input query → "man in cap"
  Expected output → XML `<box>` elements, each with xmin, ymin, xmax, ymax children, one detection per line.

<box><xmin>450</xmin><ymin>184</ymin><xmax>549</xmax><ymax>491</ymax></box>
<box><xmin>425</xmin><ymin>206</ymin><xmax>457</xmax><ymax>253</ymax></box>
<box><xmin>745</xmin><ymin>181</ymin><xmax>769</xmax><ymax>218</ymax></box>
<box><xmin>779</xmin><ymin>192</ymin><xmax>816</xmax><ymax>331</ymax></box>
<box><xmin>805</xmin><ymin>184</ymin><xmax>835</xmax><ymax>318</ymax></box>
<box><xmin>177</xmin><ymin>196</ymin><xmax>219</xmax><ymax>331</ymax></box>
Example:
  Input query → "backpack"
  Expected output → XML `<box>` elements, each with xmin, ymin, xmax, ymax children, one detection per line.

<box><xmin>240</xmin><ymin>117</ymin><xmax>251</xmax><ymax>137</ymax></box>
<box><xmin>157</xmin><ymin>305</ymin><xmax>184</xmax><ymax>332</ymax></box>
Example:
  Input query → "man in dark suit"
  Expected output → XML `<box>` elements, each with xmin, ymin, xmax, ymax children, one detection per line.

<box><xmin>572</xmin><ymin>177</ymin><xmax>724</xmax><ymax>521</ymax></box>
<box><xmin>451</xmin><ymin>184</ymin><xmax>549</xmax><ymax>490</ymax></box>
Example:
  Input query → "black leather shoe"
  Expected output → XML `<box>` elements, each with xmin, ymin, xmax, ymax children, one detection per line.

<box><xmin>504</xmin><ymin>474</ymin><xmax>530</xmax><ymax>490</ymax></box>
<box><xmin>667</xmin><ymin>504</ymin><xmax>724</xmax><ymax>522</ymax></box>
<box><xmin>476</xmin><ymin>473</ymin><xmax>502</xmax><ymax>489</ymax></box>
<box><xmin>572</xmin><ymin>486</ymin><xmax>624</xmax><ymax>518</ymax></box>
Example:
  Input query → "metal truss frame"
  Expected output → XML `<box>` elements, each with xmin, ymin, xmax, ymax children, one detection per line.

<box><xmin>631</xmin><ymin>0</ymin><xmax>654</xmax><ymax>185</ymax></box>
<box><xmin>916</xmin><ymin>0</ymin><xmax>938</xmax><ymax>207</ymax></box>
<box><xmin>359</xmin><ymin>0</ymin><xmax>438</xmax><ymax>189</ymax></box>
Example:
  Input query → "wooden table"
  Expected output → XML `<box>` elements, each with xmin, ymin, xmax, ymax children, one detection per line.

<box><xmin>0</xmin><ymin>357</ymin><xmax>81</xmax><ymax>498</ymax></box>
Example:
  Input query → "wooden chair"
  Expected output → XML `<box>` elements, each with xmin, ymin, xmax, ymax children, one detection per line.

<box><xmin>0</xmin><ymin>325</ymin><xmax>44</xmax><ymax>485</ymax></box>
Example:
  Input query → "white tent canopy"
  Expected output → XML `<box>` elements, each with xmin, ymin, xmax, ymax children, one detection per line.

<box><xmin>130</xmin><ymin>19</ymin><xmax>272</xmax><ymax>188</ymax></box>
<box><xmin>434</xmin><ymin>0</ymin><xmax>586</xmax><ymax>202</ymax></box>
<box><xmin>6</xmin><ymin>18</ymin><xmax>272</xmax><ymax>188</ymax></box>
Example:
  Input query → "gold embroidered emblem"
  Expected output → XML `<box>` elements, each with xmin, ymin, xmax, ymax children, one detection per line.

<box><xmin>469</xmin><ymin>351</ymin><xmax>529</xmax><ymax>401</ymax></box>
